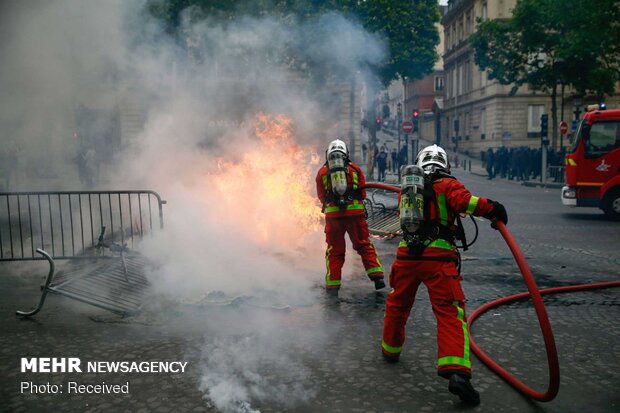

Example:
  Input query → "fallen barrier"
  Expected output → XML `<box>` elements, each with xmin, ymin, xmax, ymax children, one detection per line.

<box><xmin>0</xmin><ymin>190</ymin><xmax>165</xmax><ymax>317</ymax></box>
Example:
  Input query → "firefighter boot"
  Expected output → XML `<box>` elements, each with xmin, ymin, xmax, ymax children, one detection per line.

<box><xmin>382</xmin><ymin>352</ymin><xmax>399</xmax><ymax>364</ymax></box>
<box><xmin>448</xmin><ymin>374</ymin><xmax>480</xmax><ymax>406</ymax></box>
<box><xmin>326</xmin><ymin>288</ymin><xmax>339</xmax><ymax>298</ymax></box>
<box><xmin>373</xmin><ymin>277</ymin><xmax>386</xmax><ymax>290</ymax></box>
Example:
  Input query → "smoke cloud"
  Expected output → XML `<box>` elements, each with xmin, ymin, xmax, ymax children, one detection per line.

<box><xmin>1</xmin><ymin>0</ymin><xmax>388</xmax><ymax>410</ymax></box>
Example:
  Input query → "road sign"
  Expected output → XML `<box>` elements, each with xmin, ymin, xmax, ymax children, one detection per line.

<box><xmin>402</xmin><ymin>121</ymin><xmax>413</xmax><ymax>134</ymax></box>
<box><xmin>560</xmin><ymin>121</ymin><xmax>568</xmax><ymax>135</ymax></box>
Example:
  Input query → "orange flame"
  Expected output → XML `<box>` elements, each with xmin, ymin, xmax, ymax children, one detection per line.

<box><xmin>210</xmin><ymin>113</ymin><xmax>322</xmax><ymax>247</ymax></box>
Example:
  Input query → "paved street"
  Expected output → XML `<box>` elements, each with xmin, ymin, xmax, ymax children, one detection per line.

<box><xmin>1</xmin><ymin>167</ymin><xmax>619</xmax><ymax>413</ymax></box>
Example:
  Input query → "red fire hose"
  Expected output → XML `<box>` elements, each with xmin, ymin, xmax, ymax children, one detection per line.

<box><xmin>469</xmin><ymin>221</ymin><xmax>620</xmax><ymax>401</ymax></box>
<box><xmin>362</xmin><ymin>182</ymin><xmax>401</xmax><ymax>192</ymax></box>
<box><xmin>361</xmin><ymin>182</ymin><xmax>620</xmax><ymax>402</ymax></box>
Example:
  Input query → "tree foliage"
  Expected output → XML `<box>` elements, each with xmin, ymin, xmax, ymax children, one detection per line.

<box><xmin>469</xmin><ymin>0</ymin><xmax>620</xmax><ymax>97</ymax></box>
<box><xmin>470</xmin><ymin>0</ymin><xmax>620</xmax><ymax>149</ymax></box>
<box><xmin>346</xmin><ymin>0</ymin><xmax>440</xmax><ymax>85</ymax></box>
<box><xmin>145</xmin><ymin>0</ymin><xmax>440</xmax><ymax>86</ymax></box>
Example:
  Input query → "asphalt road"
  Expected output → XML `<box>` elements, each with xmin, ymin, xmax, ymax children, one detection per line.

<box><xmin>1</xmin><ymin>168</ymin><xmax>619</xmax><ymax>413</ymax></box>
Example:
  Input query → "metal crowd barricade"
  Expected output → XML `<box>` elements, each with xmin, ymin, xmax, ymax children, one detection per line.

<box><xmin>0</xmin><ymin>190</ymin><xmax>166</xmax><ymax>317</ymax></box>
<box><xmin>363</xmin><ymin>184</ymin><xmax>401</xmax><ymax>238</ymax></box>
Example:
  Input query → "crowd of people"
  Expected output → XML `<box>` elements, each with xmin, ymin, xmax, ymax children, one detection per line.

<box><xmin>362</xmin><ymin>142</ymin><xmax>410</xmax><ymax>182</ymax></box>
<box><xmin>481</xmin><ymin>146</ymin><xmax>566</xmax><ymax>181</ymax></box>
<box><xmin>360</xmin><ymin>118</ymin><xmax>568</xmax><ymax>183</ymax></box>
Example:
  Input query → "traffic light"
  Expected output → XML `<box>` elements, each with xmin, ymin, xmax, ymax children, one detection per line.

<box><xmin>540</xmin><ymin>113</ymin><xmax>549</xmax><ymax>145</ymax></box>
<box><xmin>412</xmin><ymin>109</ymin><xmax>420</xmax><ymax>132</ymax></box>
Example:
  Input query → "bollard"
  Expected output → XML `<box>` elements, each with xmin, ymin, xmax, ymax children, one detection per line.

<box><xmin>468</xmin><ymin>160</ymin><xmax>471</xmax><ymax>172</ymax></box>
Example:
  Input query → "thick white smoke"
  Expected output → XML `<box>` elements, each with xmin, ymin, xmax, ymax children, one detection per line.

<box><xmin>1</xmin><ymin>1</ymin><xmax>388</xmax><ymax>411</ymax></box>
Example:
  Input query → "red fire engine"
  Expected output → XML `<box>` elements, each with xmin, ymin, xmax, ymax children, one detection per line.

<box><xmin>562</xmin><ymin>104</ymin><xmax>620</xmax><ymax>219</ymax></box>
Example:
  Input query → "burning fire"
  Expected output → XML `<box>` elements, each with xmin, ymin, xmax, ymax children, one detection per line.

<box><xmin>210</xmin><ymin>113</ymin><xmax>322</xmax><ymax>247</ymax></box>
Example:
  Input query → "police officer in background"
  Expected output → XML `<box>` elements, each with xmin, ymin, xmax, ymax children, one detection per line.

<box><xmin>381</xmin><ymin>144</ymin><xmax>508</xmax><ymax>406</ymax></box>
<box><xmin>316</xmin><ymin>139</ymin><xmax>385</xmax><ymax>297</ymax></box>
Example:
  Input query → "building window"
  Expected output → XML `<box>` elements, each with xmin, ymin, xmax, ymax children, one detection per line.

<box><xmin>482</xmin><ymin>2</ymin><xmax>488</xmax><ymax>21</ymax></box>
<box><xmin>434</xmin><ymin>76</ymin><xmax>444</xmax><ymax>92</ymax></box>
<box><xmin>458</xmin><ymin>64</ymin><xmax>465</xmax><ymax>95</ymax></box>
<box><xmin>528</xmin><ymin>105</ymin><xmax>545</xmax><ymax>133</ymax></box>
<box><xmin>452</xmin><ymin>68</ymin><xmax>457</xmax><ymax>98</ymax></box>
<box><xmin>465</xmin><ymin>61</ymin><xmax>471</xmax><ymax>92</ymax></box>
<box><xmin>480</xmin><ymin>69</ymin><xmax>488</xmax><ymax>88</ymax></box>
<box><xmin>480</xmin><ymin>108</ymin><xmax>486</xmax><ymax>139</ymax></box>
<box><xmin>465</xmin><ymin>112</ymin><xmax>471</xmax><ymax>138</ymax></box>
<box><xmin>452</xmin><ymin>26</ymin><xmax>457</xmax><ymax>48</ymax></box>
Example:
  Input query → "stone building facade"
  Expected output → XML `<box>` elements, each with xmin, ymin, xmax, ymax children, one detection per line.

<box><xmin>440</xmin><ymin>0</ymin><xmax>590</xmax><ymax>156</ymax></box>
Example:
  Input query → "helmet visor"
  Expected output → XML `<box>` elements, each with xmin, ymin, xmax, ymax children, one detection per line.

<box><xmin>421</xmin><ymin>151</ymin><xmax>447</xmax><ymax>165</ymax></box>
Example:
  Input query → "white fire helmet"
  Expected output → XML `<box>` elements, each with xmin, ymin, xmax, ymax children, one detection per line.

<box><xmin>415</xmin><ymin>144</ymin><xmax>450</xmax><ymax>174</ymax></box>
<box><xmin>326</xmin><ymin>139</ymin><xmax>348</xmax><ymax>160</ymax></box>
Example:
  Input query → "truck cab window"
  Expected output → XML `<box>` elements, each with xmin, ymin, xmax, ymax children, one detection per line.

<box><xmin>585</xmin><ymin>121</ymin><xmax>620</xmax><ymax>157</ymax></box>
<box><xmin>569</xmin><ymin>121</ymin><xmax>583</xmax><ymax>153</ymax></box>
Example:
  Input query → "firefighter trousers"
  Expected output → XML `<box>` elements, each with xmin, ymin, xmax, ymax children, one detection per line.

<box><xmin>324</xmin><ymin>216</ymin><xmax>383</xmax><ymax>289</ymax></box>
<box><xmin>381</xmin><ymin>258</ymin><xmax>472</xmax><ymax>377</ymax></box>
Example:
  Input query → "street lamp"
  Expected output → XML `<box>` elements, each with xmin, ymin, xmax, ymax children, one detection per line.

<box><xmin>554</xmin><ymin>58</ymin><xmax>567</xmax><ymax>150</ymax></box>
<box><xmin>397</xmin><ymin>102</ymin><xmax>403</xmax><ymax>144</ymax></box>
<box><xmin>397</xmin><ymin>102</ymin><xmax>403</xmax><ymax>178</ymax></box>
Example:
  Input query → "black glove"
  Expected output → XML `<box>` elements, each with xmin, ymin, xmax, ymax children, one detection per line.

<box><xmin>484</xmin><ymin>200</ymin><xmax>508</xmax><ymax>229</ymax></box>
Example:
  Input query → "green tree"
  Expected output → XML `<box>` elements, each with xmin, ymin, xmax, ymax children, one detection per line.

<box><xmin>470</xmin><ymin>0</ymin><xmax>620</xmax><ymax>149</ymax></box>
<box><xmin>348</xmin><ymin>0</ymin><xmax>439</xmax><ymax>85</ymax></box>
<box><xmin>559</xmin><ymin>0</ymin><xmax>620</xmax><ymax>96</ymax></box>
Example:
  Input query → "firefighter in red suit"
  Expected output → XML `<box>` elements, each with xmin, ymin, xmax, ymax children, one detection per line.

<box><xmin>316</xmin><ymin>139</ymin><xmax>385</xmax><ymax>297</ymax></box>
<box><xmin>381</xmin><ymin>144</ymin><xmax>508</xmax><ymax>406</ymax></box>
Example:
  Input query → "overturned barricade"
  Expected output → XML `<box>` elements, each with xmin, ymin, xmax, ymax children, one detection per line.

<box><xmin>363</xmin><ymin>183</ymin><xmax>401</xmax><ymax>238</ymax></box>
<box><xmin>0</xmin><ymin>191</ymin><xmax>165</xmax><ymax>317</ymax></box>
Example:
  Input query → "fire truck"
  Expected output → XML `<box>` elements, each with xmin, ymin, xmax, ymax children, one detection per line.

<box><xmin>561</xmin><ymin>104</ymin><xmax>620</xmax><ymax>219</ymax></box>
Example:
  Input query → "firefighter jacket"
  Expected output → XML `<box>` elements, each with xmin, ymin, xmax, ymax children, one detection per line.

<box><xmin>398</xmin><ymin>176</ymin><xmax>494</xmax><ymax>259</ymax></box>
<box><xmin>316</xmin><ymin>161</ymin><xmax>366</xmax><ymax>219</ymax></box>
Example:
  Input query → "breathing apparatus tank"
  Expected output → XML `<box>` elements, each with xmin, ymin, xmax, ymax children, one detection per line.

<box><xmin>327</xmin><ymin>151</ymin><xmax>349</xmax><ymax>207</ymax></box>
<box><xmin>400</xmin><ymin>165</ymin><xmax>425</xmax><ymax>234</ymax></box>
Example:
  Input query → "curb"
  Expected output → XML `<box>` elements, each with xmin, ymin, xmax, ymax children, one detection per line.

<box><xmin>470</xmin><ymin>171</ymin><xmax>564</xmax><ymax>189</ymax></box>
<box><xmin>521</xmin><ymin>181</ymin><xmax>565</xmax><ymax>189</ymax></box>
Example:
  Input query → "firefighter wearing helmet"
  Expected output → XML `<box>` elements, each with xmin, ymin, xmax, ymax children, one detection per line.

<box><xmin>381</xmin><ymin>144</ymin><xmax>508</xmax><ymax>406</ymax></box>
<box><xmin>316</xmin><ymin>139</ymin><xmax>385</xmax><ymax>297</ymax></box>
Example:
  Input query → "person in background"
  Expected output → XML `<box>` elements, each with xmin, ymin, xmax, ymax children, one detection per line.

<box><xmin>399</xmin><ymin>143</ymin><xmax>409</xmax><ymax>168</ymax></box>
<box><xmin>485</xmin><ymin>148</ymin><xmax>495</xmax><ymax>180</ymax></box>
<box><xmin>391</xmin><ymin>148</ymin><xmax>398</xmax><ymax>174</ymax></box>
<box><xmin>377</xmin><ymin>146</ymin><xmax>388</xmax><ymax>182</ymax></box>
